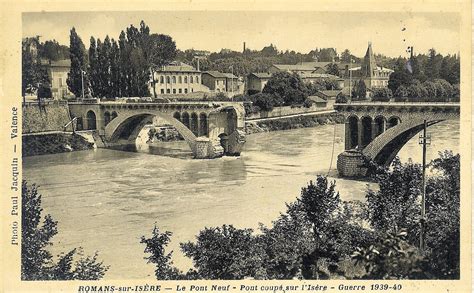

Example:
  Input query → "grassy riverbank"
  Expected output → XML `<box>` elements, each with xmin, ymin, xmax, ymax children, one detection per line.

<box><xmin>246</xmin><ymin>112</ymin><xmax>345</xmax><ymax>134</ymax></box>
<box><xmin>22</xmin><ymin>133</ymin><xmax>94</xmax><ymax>157</ymax></box>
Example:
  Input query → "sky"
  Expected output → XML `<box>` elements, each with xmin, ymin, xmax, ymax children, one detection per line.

<box><xmin>22</xmin><ymin>11</ymin><xmax>460</xmax><ymax>58</ymax></box>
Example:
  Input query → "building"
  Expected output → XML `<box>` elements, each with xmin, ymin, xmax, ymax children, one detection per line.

<box><xmin>268</xmin><ymin>63</ymin><xmax>344</xmax><ymax>86</ymax></box>
<box><xmin>41</xmin><ymin>59</ymin><xmax>71</xmax><ymax>100</ymax></box>
<box><xmin>201</xmin><ymin>71</ymin><xmax>239</xmax><ymax>94</ymax></box>
<box><xmin>307</xmin><ymin>96</ymin><xmax>328</xmax><ymax>108</ymax></box>
<box><xmin>344</xmin><ymin>42</ymin><xmax>393</xmax><ymax>90</ymax></box>
<box><xmin>246</xmin><ymin>72</ymin><xmax>272</xmax><ymax>94</ymax></box>
<box><xmin>151</xmin><ymin>61</ymin><xmax>209</xmax><ymax>95</ymax></box>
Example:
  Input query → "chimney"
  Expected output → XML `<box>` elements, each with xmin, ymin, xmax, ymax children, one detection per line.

<box><xmin>243</xmin><ymin>42</ymin><xmax>246</xmax><ymax>53</ymax></box>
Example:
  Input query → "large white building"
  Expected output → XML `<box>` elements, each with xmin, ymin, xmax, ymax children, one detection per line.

<box><xmin>151</xmin><ymin>62</ymin><xmax>209</xmax><ymax>95</ymax></box>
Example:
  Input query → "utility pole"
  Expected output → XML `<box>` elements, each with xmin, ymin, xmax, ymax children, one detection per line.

<box><xmin>349</xmin><ymin>59</ymin><xmax>353</xmax><ymax>100</ymax></box>
<box><xmin>419</xmin><ymin>120</ymin><xmax>430</xmax><ymax>251</ymax></box>
<box><xmin>230</xmin><ymin>65</ymin><xmax>234</xmax><ymax>101</ymax></box>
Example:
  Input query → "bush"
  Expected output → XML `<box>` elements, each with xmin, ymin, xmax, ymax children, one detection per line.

<box><xmin>371</xmin><ymin>88</ymin><xmax>392</xmax><ymax>102</ymax></box>
<box><xmin>251</xmin><ymin>93</ymin><xmax>275</xmax><ymax>112</ymax></box>
<box><xmin>37</xmin><ymin>84</ymin><xmax>52</xmax><ymax>100</ymax></box>
<box><xmin>336</xmin><ymin>92</ymin><xmax>348</xmax><ymax>103</ymax></box>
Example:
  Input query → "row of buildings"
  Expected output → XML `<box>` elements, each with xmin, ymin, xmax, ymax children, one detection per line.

<box><xmin>40</xmin><ymin>43</ymin><xmax>393</xmax><ymax>100</ymax></box>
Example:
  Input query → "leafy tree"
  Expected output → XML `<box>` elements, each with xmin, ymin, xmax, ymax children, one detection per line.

<box><xmin>141</xmin><ymin>225</ymin><xmax>183</xmax><ymax>280</ymax></box>
<box><xmin>351</xmin><ymin>229</ymin><xmax>428</xmax><ymax>279</ymax></box>
<box><xmin>388</xmin><ymin>58</ymin><xmax>412</xmax><ymax>93</ymax></box>
<box><xmin>366</xmin><ymin>158</ymin><xmax>422</xmax><ymax>243</ymax></box>
<box><xmin>340</xmin><ymin>49</ymin><xmax>352</xmax><ymax>63</ymax></box>
<box><xmin>251</xmin><ymin>93</ymin><xmax>275</xmax><ymax>112</ymax></box>
<box><xmin>326</xmin><ymin>63</ymin><xmax>340</xmax><ymax>76</ymax></box>
<box><xmin>262</xmin><ymin>72</ymin><xmax>308</xmax><ymax>106</ymax></box>
<box><xmin>336</xmin><ymin>92</ymin><xmax>348</xmax><ymax>103</ymax></box>
<box><xmin>394</xmin><ymin>85</ymin><xmax>408</xmax><ymax>101</ymax></box>
<box><xmin>88</xmin><ymin>37</ymin><xmax>101</xmax><ymax>97</ymax></box>
<box><xmin>352</xmin><ymin>80</ymin><xmax>367</xmax><ymax>100</ymax></box>
<box><xmin>39</xmin><ymin>40</ymin><xmax>69</xmax><ymax>61</ymax></box>
<box><xmin>22</xmin><ymin>181</ymin><xmax>108</xmax><ymax>280</ymax></box>
<box><xmin>181</xmin><ymin>225</ymin><xmax>265</xmax><ymax>279</ymax></box>
<box><xmin>371</xmin><ymin>88</ymin><xmax>392</xmax><ymax>102</ymax></box>
<box><xmin>67</xmin><ymin>27</ymin><xmax>89</xmax><ymax>97</ymax></box>
<box><xmin>22</xmin><ymin>37</ymin><xmax>51</xmax><ymax>98</ymax></box>
<box><xmin>144</xmin><ymin>33</ymin><xmax>177</xmax><ymax>98</ymax></box>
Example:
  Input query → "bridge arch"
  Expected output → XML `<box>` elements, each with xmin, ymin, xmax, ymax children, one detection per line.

<box><xmin>387</xmin><ymin>116</ymin><xmax>401</xmax><ymax>129</ymax></box>
<box><xmin>373</xmin><ymin>116</ymin><xmax>386</xmax><ymax>138</ymax></box>
<box><xmin>361</xmin><ymin>116</ymin><xmax>372</xmax><ymax>147</ymax></box>
<box><xmin>199</xmin><ymin>113</ymin><xmax>208</xmax><ymax>137</ymax></box>
<box><xmin>346</xmin><ymin>115</ymin><xmax>359</xmax><ymax>149</ymax></box>
<box><xmin>105</xmin><ymin>112</ymin><xmax>197</xmax><ymax>153</ymax></box>
<box><xmin>182</xmin><ymin>112</ymin><xmax>190</xmax><ymax>129</ymax></box>
<box><xmin>363</xmin><ymin>118</ymin><xmax>445</xmax><ymax>166</ymax></box>
<box><xmin>190</xmin><ymin>112</ymin><xmax>199</xmax><ymax>136</ymax></box>
<box><xmin>111</xmin><ymin>111</ymin><xmax>118</xmax><ymax>120</ymax></box>
<box><xmin>86</xmin><ymin>110</ymin><xmax>97</xmax><ymax>130</ymax></box>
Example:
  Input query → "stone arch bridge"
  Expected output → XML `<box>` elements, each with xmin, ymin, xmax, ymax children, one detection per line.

<box><xmin>68</xmin><ymin>101</ymin><xmax>246</xmax><ymax>159</ymax></box>
<box><xmin>334</xmin><ymin>102</ymin><xmax>460</xmax><ymax>177</ymax></box>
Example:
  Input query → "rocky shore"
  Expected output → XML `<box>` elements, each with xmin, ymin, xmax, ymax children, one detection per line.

<box><xmin>245</xmin><ymin>112</ymin><xmax>345</xmax><ymax>134</ymax></box>
<box><xmin>22</xmin><ymin>133</ymin><xmax>94</xmax><ymax>157</ymax></box>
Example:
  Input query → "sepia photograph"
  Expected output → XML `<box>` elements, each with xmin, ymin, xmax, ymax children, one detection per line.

<box><xmin>0</xmin><ymin>1</ymin><xmax>470</xmax><ymax>291</ymax></box>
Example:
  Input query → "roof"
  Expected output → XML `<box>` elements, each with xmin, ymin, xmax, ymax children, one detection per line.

<box><xmin>248</xmin><ymin>72</ymin><xmax>272</xmax><ymax>79</ymax></box>
<box><xmin>300</xmin><ymin>72</ymin><xmax>340</xmax><ymax>79</ymax></box>
<box><xmin>348</xmin><ymin>66</ymin><xmax>393</xmax><ymax>72</ymax></box>
<box><xmin>40</xmin><ymin>59</ymin><xmax>71</xmax><ymax>67</ymax></box>
<box><xmin>321</xmin><ymin>90</ymin><xmax>342</xmax><ymax>97</ymax></box>
<box><xmin>272</xmin><ymin>64</ymin><xmax>316</xmax><ymax>72</ymax></box>
<box><xmin>203</xmin><ymin>71</ymin><xmax>237</xmax><ymax>79</ymax></box>
<box><xmin>160</xmin><ymin>62</ymin><xmax>198</xmax><ymax>72</ymax></box>
<box><xmin>307</xmin><ymin>96</ymin><xmax>328</xmax><ymax>103</ymax></box>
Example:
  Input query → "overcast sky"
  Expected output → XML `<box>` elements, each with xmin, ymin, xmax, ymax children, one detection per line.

<box><xmin>23</xmin><ymin>11</ymin><xmax>460</xmax><ymax>58</ymax></box>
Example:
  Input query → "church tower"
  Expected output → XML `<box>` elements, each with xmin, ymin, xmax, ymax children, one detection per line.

<box><xmin>360</xmin><ymin>42</ymin><xmax>377</xmax><ymax>78</ymax></box>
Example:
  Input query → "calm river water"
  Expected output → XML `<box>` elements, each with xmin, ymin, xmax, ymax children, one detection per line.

<box><xmin>23</xmin><ymin>121</ymin><xmax>459</xmax><ymax>279</ymax></box>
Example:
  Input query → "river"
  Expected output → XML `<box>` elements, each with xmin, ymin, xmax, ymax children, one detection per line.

<box><xmin>22</xmin><ymin>120</ymin><xmax>459</xmax><ymax>279</ymax></box>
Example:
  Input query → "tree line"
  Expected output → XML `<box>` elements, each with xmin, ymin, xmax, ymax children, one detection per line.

<box><xmin>141</xmin><ymin>151</ymin><xmax>460</xmax><ymax>280</ymax></box>
<box><xmin>67</xmin><ymin>21</ymin><xmax>176</xmax><ymax>99</ymax></box>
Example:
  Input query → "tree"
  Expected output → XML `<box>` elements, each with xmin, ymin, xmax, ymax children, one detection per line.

<box><xmin>340</xmin><ymin>49</ymin><xmax>352</xmax><ymax>63</ymax></box>
<box><xmin>143</xmin><ymin>33</ymin><xmax>177</xmax><ymax>98</ymax></box>
<box><xmin>22</xmin><ymin>181</ymin><xmax>108</xmax><ymax>280</ymax></box>
<box><xmin>352</xmin><ymin>80</ymin><xmax>367</xmax><ymax>100</ymax></box>
<box><xmin>262</xmin><ymin>72</ymin><xmax>308</xmax><ymax>106</ymax></box>
<box><xmin>88</xmin><ymin>37</ymin><xmax>100</xmax><ymax>97</ymax></box>
<box><xmin>365</xmin><ymin>158</ymin><xmax>422</xmax><ymax>243</ymax></box>
<box><xmin>181</xmin><ymin>225</ymin><xmax>265</xmax><ymax>279</ymax></box>
<box><xmin>251</xmin><ymin>93</ymin><xmax>275</xmax><ymax>112</ymax></box>
<box><xmin>371</xmin><ymin>88</ymin><xmax>392</xmax><ymax>102</ymax></box>
<box><xmin>388</xmin><ymin>58</ymin><xmax>412</xmax><ymax>93</ymax></box>
<box><xmin>425</xmin><ymin>48</ymin><xmax>442</xmax><ymax>80</ymax></box>
<box><xmin>67</xmin><ymin>27</ymin><xmax>89</xmax><ymax>97</ymax></box>
<box><xmin>141</xmin><ymin>225</ymin><xmax>183</xmax><ymax>280</ymax></box>
<box><xmin>22</xmin><ymin>37</ymin><xmax>51</xmax><ymax>98</ymax></box>
<box><xmin>325</xmin><ymin>63</ymin><xmax>340</xmax><ymax>76</ymax></box>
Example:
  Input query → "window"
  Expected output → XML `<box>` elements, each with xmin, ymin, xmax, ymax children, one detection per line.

<box><xmin>172</xmin><ymin>76</ymin><xmax>176</xmax><ymax>83</ymax></box>
<box><xmin>184</xmin><ymin>76</ymin><xmax>188</xmax><ymax>83</ymax></box>
<box><xmin>179</xmin><ymin>89</ymin><xmax>182</xmax><ymax>93</ymax></box>
<box><xmin>167</xmin><ymin>89</ymin><xmax>171</xmax><ymax>94</ymax></box>
<box><xmin>166</xmin><ymin>76</ymin><xmax>170</xmax><ymax>83</ymax></box>
<box><xmin>184</xmin><ymin>88</ymin><xmax>188</xmax><ymax>94</ymax></box>
<box><xmin>160</xmin><ymin>76</ymin><xmax>164</xmax><ymax>83</ymax></box>
<box><xmin>173</xmin><ymin>89</ymin><xmax>176</xmax><ymax>94</ymax></box>
<box><xmin>58</xmin><ymin>77</ymin><xmax>63</xmax><ymax>87</ymax></box>
<box><xmin>161</xmin><ymin>89</ymin><xmax>164</xmax><ymax>94</ymax></box>
<box><xmin>190</xmin><ymin>76</ymin><xmax>193</xmax><ymax>83</ymax></box>
<box><xmin>196</xmin><ymin>76</ymin><xmax>199</xmax><ymax>83</ymax></box>
<box><xmin>191</xmin><ymin>88</ymin><xmax>194</xmax><ymax>92</ymax></box>
<box><xmin>178</xmin><ymin>76</ymin><xmax>182</xmax><ymax>83</ymax></box>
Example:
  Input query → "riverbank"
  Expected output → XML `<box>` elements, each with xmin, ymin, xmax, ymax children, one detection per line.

<box><xmin>245</xmin><ymin>112</ymin><xmax>345</xmax><ymax>134</ymax></box>
<box><xmin>22</xmin><ymin>133</ymin><xmax>94</xmax><ymax>157</ymax></box>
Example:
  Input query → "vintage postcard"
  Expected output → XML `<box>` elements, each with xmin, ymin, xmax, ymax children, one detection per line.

<box><xmin>0</xmin><ymin>0</ymin><xmax>471</xmax><ymax>292</ymax></box>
